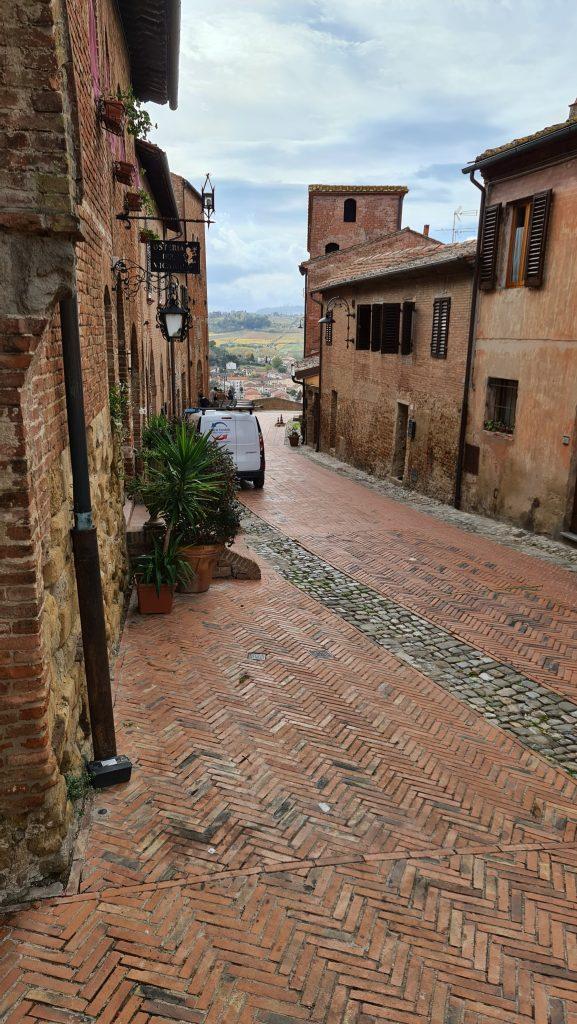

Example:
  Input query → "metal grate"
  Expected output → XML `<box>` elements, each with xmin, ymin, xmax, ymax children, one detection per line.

<box><xmin>485</xmin><ymin>377</ymin><xmax>518</xmax><ymax>434</ymax></box>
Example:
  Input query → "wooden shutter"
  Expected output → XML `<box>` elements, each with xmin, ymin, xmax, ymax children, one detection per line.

<box><xmin>524</xmin><ymin>190</ymin><xmax>552</xmax><ymax>287</ymax></box>
<box><xmin>371</xmin><ymin>304</ymin><xmax>383</xmax><ymax>351</ymax></box>
<box><xmin>356</xmin><ymin>304</ymin><xmax>371</xmax><ymax>350</ymax></box>
<box><xmin>479</xmin><ymin>203</ymin><xmax>501</xmax><ymax>290</ymax></box>
<box><xmin>381</xmin><ymin>303</ymin><xmax>401</xmax><ymax>354</ymax></box>
<box><xmin>431</xmin><ymin>297</ymin><xmax>450</xmax><ymax>358</ymax></box>
<box><xmin>401</xmin><ymin>301</ymin><xmax>415</xmax><ymax>355</ymax></box>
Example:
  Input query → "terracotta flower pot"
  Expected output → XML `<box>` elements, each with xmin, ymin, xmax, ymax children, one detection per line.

<box><xmin>124</xmin><ymin>191</ymin><xmax>142</xmax><ymax>211</ymax></box>
<box><xmin>179</xmin><ymin>544</ymin><xmax>223</xmax><ymax>594</ymax></box>
<box><xmin>289</xmin><ymin>433</ymin><xmax>300</xmax><ymax>447</ymax></box>
<box><xmin>136</xmin><ymin>582</ymin><xmax>174</xmax><ymax>614</ymax></box>
<box><xmin>98</xmin><ymin>98</ymin><xmax>125</xmax><ymax>136</ymax></box>
<box><xmin>114</xmin><ymin>160</ymin><xmax>136</xmax><ymax>185</ymax></box>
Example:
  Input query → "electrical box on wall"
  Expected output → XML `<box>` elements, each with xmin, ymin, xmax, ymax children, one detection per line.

<box><xmin>407</xmin><ymin>419</ymin><xmax>416</xmax><ymax>440</ymax></box>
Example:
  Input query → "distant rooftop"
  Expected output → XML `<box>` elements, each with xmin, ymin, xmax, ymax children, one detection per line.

<box><xmin>316</xmin><ymin>238</ymin><xmax>477</xmax><ymax>292</ymax></box>
<box><xmin>309</xmin><ymin>184</ymin><xmax>408</xmax><ymax>195</ymax></box>
<box><xmin>465</xmin><ymin>99</ymin><xmax>577</xmax><ymax>172</ymax></box>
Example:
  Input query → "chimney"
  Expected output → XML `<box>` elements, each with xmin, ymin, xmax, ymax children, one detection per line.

<box><xmin>423</xmin><ymin>224</ymin><xmax>430</xmax><ymax>237</ymax></box>
<box><xmin>568</xmin><ymin>98</ymin><xmax>577</xmax><ymax>121</ymax></box>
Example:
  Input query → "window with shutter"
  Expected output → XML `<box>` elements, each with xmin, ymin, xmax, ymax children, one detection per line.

<box><xmin>524</xmin><ymin>190</ymin><xmax>552</xmax><ymax>287</ymax></box>
<box><xmin>431</xmin><ymin>297</ymin><xmax>450</xmax><ymax>359</ymax></box>
<box><xmin>371</xmin><ymin>304</ymin><xmax>383</xmax><ymax>351</ymax></box>
<box><xmin>401</xmin><ymin>301</ymin><xmax>415</xmax><ymax>355</ymax></box>
<box><xmin>479</xmin><ymin>204</ymin><xmax>501</xmax><ymax>290</ymax></box>
<box><xmin>381</xmin><ymin>303</ymin><xmax>401</xmax><ymax>354</ymax></box>
<box><xmin>356</xmin><ymin>304</ymin><xmax>371</xmax><ymax>350</ymax></box>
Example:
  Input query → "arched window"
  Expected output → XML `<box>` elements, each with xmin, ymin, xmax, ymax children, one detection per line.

<box><xmin>344</xmin><ymin>198</ymin><xmax>357</xmax><ymax>223</ymax></box>
<box><xmin>325</xmin><ymin>242</ymin><xmax>340</xmax><ymax>254</ymax></box>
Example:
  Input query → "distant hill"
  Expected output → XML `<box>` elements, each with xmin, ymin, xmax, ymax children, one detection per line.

<box><xmin>256</xmin><ymin>305</ymin><xmax>303</xmax><ymax>316</ymax></box>
<box><xmin>209</xmin><ymin>311</ymin><xmax>272</xmax><ymax>332</ymax></box>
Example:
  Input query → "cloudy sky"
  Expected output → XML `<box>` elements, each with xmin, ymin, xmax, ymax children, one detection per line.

<box><xmin>152</xmin><ymin>0</ymin><xmax>577</xmax><ymax>312</ymax></box>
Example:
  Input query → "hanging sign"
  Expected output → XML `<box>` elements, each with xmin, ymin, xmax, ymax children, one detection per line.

<box><xmin>149</xmin><ymin>240</ymin><xmax>201</xmax><ymax>275</ymax></box>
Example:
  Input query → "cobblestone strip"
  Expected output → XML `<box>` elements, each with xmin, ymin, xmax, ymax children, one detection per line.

<box><xmin>242</xmin><ymin>511</ymin><xmax>577</xmax><ymax>773</ymax></box>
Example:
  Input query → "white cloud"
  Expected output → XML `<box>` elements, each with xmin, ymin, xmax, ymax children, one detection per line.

<box><xmin>150</xmin><ymin>0</ymin><xmax>577</xmax><ymax>308</ymax></box>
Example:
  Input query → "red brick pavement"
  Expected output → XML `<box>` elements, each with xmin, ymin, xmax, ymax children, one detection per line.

<box><xmin>243</xmin><ymin>414</ymin><xmax>577</xmax><ymax>700</ymax></box>
<box><xmin>3</xmin><ymin>541</ymin><xmax>577</xmax><ymax>1021</ymax></box>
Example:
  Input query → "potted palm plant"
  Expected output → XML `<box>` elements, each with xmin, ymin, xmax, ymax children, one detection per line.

<box><xmin>136</xmin><ymin>422</ymin><xmax>225</xmax><ymax>592</ymax></box>
<box><xmin>178</xmin><ymin>444</ymin><xmax>242</xmax><ymax>593</ymax></box>
<box><xmin>134</xmin><ymin>536</ymin><xmax>192</xmax><ymax>614</ymax></box>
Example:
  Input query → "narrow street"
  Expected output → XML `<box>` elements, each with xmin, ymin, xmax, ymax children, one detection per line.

<box><xmin>3</xmin><ymin>413</ymin><xmax>577</xmax><ymax>1024</ymax></box>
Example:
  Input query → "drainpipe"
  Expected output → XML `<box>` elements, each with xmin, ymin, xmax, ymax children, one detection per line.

<box><xmin>308</xmin><ymin>290</ymin><xmax>323</xmax><ymax>451</ymax></box>
<box><xmin>59</xmin><ymin>292</ymin><xmax>132</xmax><ymax>786</ymax></box>
<box><xmin>454</xmin><ymin>170</ymin><xmax>485</xmax><ymax>509</ymax></box>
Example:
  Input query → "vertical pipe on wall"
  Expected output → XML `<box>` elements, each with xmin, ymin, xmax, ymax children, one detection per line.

<box><xmin>454</xmin><ymin>171</ymin><xmax>486</xmax><ymax>509</ymax></box>
<box><xmin>59</xmin><ymin>293</ymin><xmax>117</xmax><ymax>762</ymax></box>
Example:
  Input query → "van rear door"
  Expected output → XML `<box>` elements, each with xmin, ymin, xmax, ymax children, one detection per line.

<box><xmin>203</xmin><ymin>415</ymin><xmax>236</xmax><ymax>460</ymax></box>
<box><xmin>234</xmin><ymin>415</ymin><xmax>260</xmax><ymax>472</ymax></box>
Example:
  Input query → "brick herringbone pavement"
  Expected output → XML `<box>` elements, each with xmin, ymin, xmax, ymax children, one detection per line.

<box><xmin>3</xmin><ymin>541</ymin><xmax>577</xmax><ymax>1022</ymax></box>
<box><xmin>243</xmin><ymin>415</ymin><xmax>577</xmax><ymax>700</ymax></box>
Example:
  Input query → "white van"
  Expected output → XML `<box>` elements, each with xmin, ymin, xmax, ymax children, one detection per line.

<box><xmin>186</xmin><ymin>408</ymin><xmax>265</xmax><ymax>488</ymax></box>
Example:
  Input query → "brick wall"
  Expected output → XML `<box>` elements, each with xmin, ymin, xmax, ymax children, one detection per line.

<box><xmin>319</xmin><ymin>267</ymin><xmax>473</xmax><ymax>502</ymax></box>
<box><xmin>304</xmin><ymin>226</ymin><xmax>433</xmax><ymax>359</ymax></box>
<box><xmin>0</xmin><ymin>0</ymin><xmax>185</xmax><ymax>895</ymax></box>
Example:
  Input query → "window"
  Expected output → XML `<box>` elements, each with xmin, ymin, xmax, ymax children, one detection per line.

<box><xmin>370</xmin><ymin>304</ymin><xmax>383</xmax><ymax>352</ymax></box>
<box><xmin>506</xmin><ymin>190</ymin><xmax>552</xmax><ymax>288</ymax></box>
<box><xmin>344</xmin><ymin>198</ymin><xmax>356</xmax><ymax>223</ymax></box>
<box><xmin>401</xmin><ymin>301</ymin><xmax>415</xmax><ymax>355</ymax></box>
<box><xmin>356</xmin><ymin>304</ymin><xmax>371</xmax><ymax>350</ymax></box>
<box><xmin>506</xmin><ymin>201</ymin><xmax>531</xmax><ymax>287</ymax></box>
<box><xmin>431</xmin><ymin>297</ymin><xmax>450</xmax><ymax>358</ymax></box>
<box><xmin>381</xmin><ymin>303</ymin><xmax>401</xmax><ymax>353</ymax></box>
<box><xmin>485</xmin><ymin>378</ymin><xmax>518</xmax><ymax>434</ymax></box>
<box><xmin>325</xmin><ymin>242</ymin><xmax>340</xmax><ymax>254</ymax></box>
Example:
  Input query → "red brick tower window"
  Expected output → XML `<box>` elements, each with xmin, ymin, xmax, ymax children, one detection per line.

<box><xmin>343</xmin><ymin>198</ymin><xmax>357</xmax><ymax>222</ymax></box>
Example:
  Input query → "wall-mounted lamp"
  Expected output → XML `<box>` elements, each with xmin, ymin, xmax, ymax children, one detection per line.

<box><xmin>318</xmin><ymin>296</ymin><xmax>355</xmax><ymax>347</ymax></box>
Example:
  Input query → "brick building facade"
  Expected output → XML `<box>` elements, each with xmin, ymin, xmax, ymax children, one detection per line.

<box><xmin>0</xmin><ymin>0</ymin><xmax>208</xmax><ymax>894</ymax></box>
<box><xmin>304</xmin><ymin>238</ymin><xmax>475</xmax><ymax>500</ymax></box>
<box><xmin>460</xmin><ymin>103</ymin><xmax>577</xmax><ymax>538</ymax></box>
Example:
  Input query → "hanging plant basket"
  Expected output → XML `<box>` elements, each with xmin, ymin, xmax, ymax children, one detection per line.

<box><xmin>139</xmin><ymin>228</ymin><xmax>159</xmax><ymax>244</ymax></box>
<box><xmin>124</xmin><ymin>191</ymin><xmax>143</xmax><ymax>212</ymax></box>
<box><xmin>113</xmin><ymin>160</ymin><xmax>136</xmax><ymax>185</ymax></box>
<box><xmin>97</xmin><ymin>97</ymin><xmax>125</xmax><ymax>136</ymax></box>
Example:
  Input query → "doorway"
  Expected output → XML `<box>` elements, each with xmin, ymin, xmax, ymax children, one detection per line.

<box><xmin>329</xmin><ymin>390</ymin><xmax>338</xmax><ymax>450</ymax></box>
<box><xmin>392</xmin><ymin>402</ymin><xmax>409</xmax><ymax>479</ymax></box>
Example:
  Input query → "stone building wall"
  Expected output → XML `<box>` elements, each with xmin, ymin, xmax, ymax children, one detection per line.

<box><xmin>319</xmin><ymin>265</ymin><xmax>474</xmax><ymax>503</ymax></box>
<box><xmin>0</xmin><ymin>0</ymin><xmax>174</xmax><ymax>894</ymax></box>
<box><xmin>462</xmin><ymin>153</ymin><xmax>577</xmax><ymax>536</ymax></box>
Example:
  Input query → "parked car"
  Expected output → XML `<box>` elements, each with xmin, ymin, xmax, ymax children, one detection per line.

<box><xmin>185</xmin><ymin>408</ymin><xmax>265</xmax><ymax>488</ymax></box>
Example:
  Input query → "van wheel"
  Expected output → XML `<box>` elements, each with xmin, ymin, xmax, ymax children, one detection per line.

<box><xmin>253</xmin><ymin>472</ymin><xmax>265</xmax><ymax>489</ymax></box>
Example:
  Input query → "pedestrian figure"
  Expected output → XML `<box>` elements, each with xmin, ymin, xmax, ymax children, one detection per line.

<box><xmin>198</xmin><ymin>393</ymin><xmax>210</xmax><ymax>408</ymax></box>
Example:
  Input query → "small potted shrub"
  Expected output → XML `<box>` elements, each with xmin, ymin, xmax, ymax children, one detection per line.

<box><xmin>134</xmin><ymin>536</ymin><xmax>192</xmax><ymax>614</ymax></box>
<box><xmin>97</xmin><ymin>97</ymin><xmax>125</xmax><ymax>136</ymax></box>
<box><xmin>288</xmin><ymin>427</ymin><xmax>300</xmax><ymax>447</ymax></box>
<box><xmin>113</xmin><ymin>160</ymin><xmax>136</xmax><ymax>185</ymax></box>
<box><xmin>139</xmin><ymin>228</ymin><xmax>159</xmax><ymax>244</ymax></box>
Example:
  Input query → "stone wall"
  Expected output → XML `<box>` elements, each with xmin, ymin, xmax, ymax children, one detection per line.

<box><xmin>319</xmin><ymin>266</ymin><xmax>473</xmax><ymax>503</ymax></box>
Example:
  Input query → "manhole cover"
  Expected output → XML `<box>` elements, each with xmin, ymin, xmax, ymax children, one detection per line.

<box><xmin>248</xmin><ymin>652</ymin><xmax>266</xmax><ymax>662</ymax></box>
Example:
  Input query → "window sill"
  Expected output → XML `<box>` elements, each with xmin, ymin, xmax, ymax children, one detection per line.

<box><xmin>483</xmin><ymin>429</ymin><xmax>515</xmax><ymax>440</ymax></box>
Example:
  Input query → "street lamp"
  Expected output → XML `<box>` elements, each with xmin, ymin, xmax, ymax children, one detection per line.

<box><xmin>156</xmin><ymin>279</ymin><xmax>190</xmax><ymax>343</ymax></box>
<box><xmin>202</xmin><ymin>173</ymin><xmax>215</xmax><ymax>224</ymax></box>
<box><xmin>156</xmin><ymin>279</ymin><xmax>191</xmax><ymax>414</ymax></box>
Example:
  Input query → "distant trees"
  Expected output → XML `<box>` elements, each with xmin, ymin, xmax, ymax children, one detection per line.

<box><xmin>209</xmin><ymin>311</ymin><xmax>272</xmax><ymax>332</ymax></box>
<box><xmin>271</xmin><ymin>355</ymin><xmax>287</xmax><ymax>372</ymax></box>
